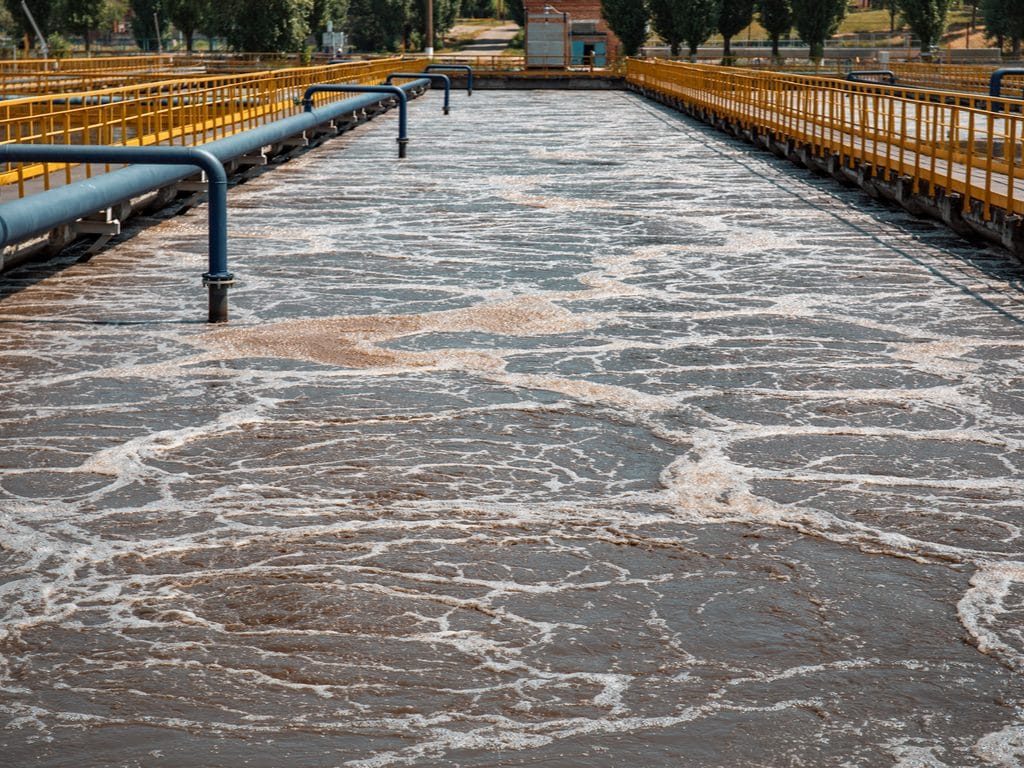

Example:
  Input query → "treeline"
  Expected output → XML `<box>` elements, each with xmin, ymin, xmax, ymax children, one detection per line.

<box><xmin>601</xmin><ymin>0</ymin><xmax>1024</xmax><ymax>60</ymax></box>
<box><xmin>8</xmin><ymin>0</ymin><xmax>1022</xmax><ymax>57</ymax></box>
<box><xmin>5</xmin><ymin>0</ymin><xmax>520</xmax><ymax>54</ymax></box>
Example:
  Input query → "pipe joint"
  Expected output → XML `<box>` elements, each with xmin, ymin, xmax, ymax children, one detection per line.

<box><xmin>202</xmin><ymin>272</ymin><xmax>236</xmax><ymax>286</ymax></box>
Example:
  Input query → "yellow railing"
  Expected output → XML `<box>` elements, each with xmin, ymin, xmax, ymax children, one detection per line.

<box><xmin>426</xmin><ymin>54</ymin><xmax>625</xmax><ymax>75</ymax></box>
<box><xmin>0</xmin><ymin>55</ymin><xmax>179</xmax><ymax>73</ymax></box>
<box><xmin>0</xmin><ymin>54</ymin><xmax>419</xmax><ymax>96</ymax></box>
<box><xmin>627</xmin><ymin>59</ymin><xmax>1024</xmax><ymax>219</ymax></box>
<box><xmin>740</xmin><ymin>60</ymin><xmax>1024</xmax><ymax>98</ymax></box>
<box><xmin>0</xmin><ymin>57</ymin><xmax>423</xmax><ymax>195</ymax></box>
<box><xmin>0</xmin><ymin>53</ymin><xmax>324</xmax><ymax>74</ymax></box>
<box><xmin>889</xmin><ymin>62</ymin><xmax>1024</xmax><ymax>95</ymax></box>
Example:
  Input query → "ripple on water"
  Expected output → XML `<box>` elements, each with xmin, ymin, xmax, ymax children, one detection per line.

<box><xmin>1</xmin><ymin>90</ymin><xmax>1024</xmax><ymax>767</ymax></box>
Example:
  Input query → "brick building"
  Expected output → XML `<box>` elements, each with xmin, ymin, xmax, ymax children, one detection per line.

<box><xmin>523</xmin><ymin>1</ymin><xmax>622</xmax><ymax>67</ymax></box>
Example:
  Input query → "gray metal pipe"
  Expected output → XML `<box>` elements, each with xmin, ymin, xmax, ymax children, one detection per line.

<box><xmin>386</xmin><ymin>72</ymin><xmax>451</xmax><ymax>114</ymax></box>
<box><xmin>0</xmin><ymin>144</ymin><xmax>231</xmax><ymax>322</ymax></box>
<box><xmin>425</xmin><ymin>64</ymin><xmax>473</xmax><ymax>96</ymax></box>
<box><xmin>302</xmin><ymin>83</ymin><xmax>416</xmax><ymax>157</ymax></box>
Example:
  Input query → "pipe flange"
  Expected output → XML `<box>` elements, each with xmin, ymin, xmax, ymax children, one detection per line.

<box><xmin>202</xmin><ymin>272</ymin><xmax>236</xmax><ymax>287</ymax></box>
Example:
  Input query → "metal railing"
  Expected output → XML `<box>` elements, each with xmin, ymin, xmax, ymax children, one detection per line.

<box><xmin>0</xmin><ymin>57</ymin><xmax>423</xmax><ymax>196</ymax></box>
<box><xmin>426</xmin><ymin>53</ymin><xmax>624</xmax><ymax>74</ymax></box>
<box><xmin>888</xmin><ymin>62</ymin><xmax>1024</xmax><ymax>95</ymax></box>
<box><xmin>627</xmin><ymin>59</ymin><xmax>1024</xmax><ymax>220</ymax></box>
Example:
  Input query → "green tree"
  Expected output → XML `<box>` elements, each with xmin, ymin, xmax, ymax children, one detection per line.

<box><xmin>756</xmin><ymin>0</ymin><xmax>792</xmax><ymax>58</ymax></box>
<box><xmin>100</xmin><ymin>0</ymin><xmax>129</xmax><ymax>35</ymax></box>
<box><xmin>982</xmin><ymin>0</ymin><xmax>1024</xmax><ymax>55</ymax></box>
<box><xmin>129</xmin><ymin>0</ymin><xmax>167</xmax><ymax>50</ymax></box>
<box><xmin>648</xmin><ymin>0</ymin><xmax>685</xmax><ymax>56</ymax></box>
<box><xmin>345</xmin><ymin>0</ymin><xmax>407</xmax><ymax>51</ymax></box>
<box><xmin>462</xmin><ymin>0</ymin><xmax>494</xmax><ymax>16</ymax></box>
<box><xmin>5</xmin><ymin>0</ymin><xmax>56</xmax><ymax>47</ymax></box>
<box><xmin>897</xmin><ymin>0</ymin><xmax>951</xmax><ymax>54</ymax></box>
<box><xmin>790</xmin><ymin>0</ymin><xmax>845</xmax><ymax>61</ymax></box>
<box><xmin>505</xmin><ymin>0</ymin><xmax>523</xmax><ymax>26</ymax></box>
<box><xmin>164</xmin><ymin>0</ymin><xmax>207</xmax><ymax>51</ymax></box>
<box><xmin>208</xmin><ymin>0</ymin><xmax>312</xmax><ymax>51</ymax></box>
<box><xmin>600</xmin><ymin>0</ymin><xmax>649</xmax><ymax>56</ymax></box>
<box><xmin>679</xmin><ymin>0</ymin><xmax>719</xmax><ymax>59</ymax></box>
<box><xmin>650</xmin><ymin>0</ymin><xmax>722</xmax><ymax>59</ymax></box>
<box><xmin>0</xmin><ymin>2</ymin><xmax>14</xmax><ymax>36</ymax></box>
<box><xmin>880</xmin><ymin>0</ymin><xmax>898</xmax><ymax>32</ymax></box>
<box><xmin>409</xmin><ymin>0</ymin><xmax>460</xmax><ymax>50</ymax></box>
<box><xmin>308</xmin><ymin>0</ymin><xmax>347</xmax><ymax>38</ymax></box>
<box><xmin>718</xmin><ymin>0</ymin><xmax>753</xmax><ymax>62</ymax></box>
<box><xmin>56</xmin><ymin>0</ymin><xmax>104</xmax><ymax>50</ymax></box>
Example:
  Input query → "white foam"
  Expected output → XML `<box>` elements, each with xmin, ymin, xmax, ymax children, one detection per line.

<box><xmin>887</xmin><ymin>740</ymin><xmax>951</xmax><ymax>767</ymax></box>
<box><xmin>958</xmin><ymin>562</ymin><xmax>1024</xmax><ymax>672</ymax></box>
<box><xmin>974</xmin><ymin>724</ymin><xmax>1024</xmax><ymax>767</ymax></box>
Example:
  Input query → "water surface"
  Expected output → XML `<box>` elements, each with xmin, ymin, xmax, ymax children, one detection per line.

<box><xmin>2</xmin><ymin>90</ymin><xmax>1023</xmax><ymax>767</ymax></box>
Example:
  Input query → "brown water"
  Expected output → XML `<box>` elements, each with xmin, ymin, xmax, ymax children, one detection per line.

<box><xmin>1</xmin><ymin>91</ymin><xmax>1023</xmax><ymax>767</ymax></box>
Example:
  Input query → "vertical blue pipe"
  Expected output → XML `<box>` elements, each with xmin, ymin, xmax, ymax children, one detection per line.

<box><xmin>0</xmin><ymin>144</ymin><xmax>232</xmax><ymax>322</ymax></box>
<box><xmin>987</xmin><ymin>69</ymin><xmax>1024</xmax><ymax>114</ymax></box>
<box><xmin>302</xmin><ymin>83</ymin><xmax>411</xmax><ymax>157</ymax></box>
<box><xmin>989</xmin><ymin>68</ymin><xmax>1024</xmax><ymax>98</ymax></box>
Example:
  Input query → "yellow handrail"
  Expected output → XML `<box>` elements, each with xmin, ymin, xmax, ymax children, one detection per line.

<box><xmin>627</xmin><ymin>59</ymin><xmax>1024</xmax><ymax>220</ymax></box>
<box><xmin>0</xmin><ymin>57</ymin><xmax>425</xmax><ymax>193</ymax></box>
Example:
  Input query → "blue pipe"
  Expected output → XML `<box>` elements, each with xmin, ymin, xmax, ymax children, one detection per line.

<box><xmin>846</xmin><ymin>70</ymin><xmax>897</xmax><ymax>85</ymax></box>
<box><xmin>425</xmin><ymin>64</ymin><xmax>473</xmax><ymax>96</ymax></box>
<box><xmin>386</xmin><ymin>72</ymin><xmax>452</xmax><ymax>114</ymax></box>
<box><xmin>990</xmin><ymin>68</ymin><xmax>1024</xmax><ymax>98</ymax></box>
<box><xmin>0</xmin><ymin>144</ymin><xmax>231</xmax><ymax>322</ymax></box>
<box><xmin>0</xmin><ymin>82</ymin><xmax>421</xmax><ymax>243</ymax></box>
<box><xmin>302</xmin><ymin>83</ymin><xmax>412</xmax><ymax>157</ymax></box>
<box><xmin>0</xmin><ymin>80</ymin><xmax>424</xmax><ymax>317</ymax></box>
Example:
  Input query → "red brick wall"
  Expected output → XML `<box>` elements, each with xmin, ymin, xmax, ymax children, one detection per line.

<box><xmin>523</xmin><ymin>0</ymin><xmax>622</xmax><ymax>60</ymax></box>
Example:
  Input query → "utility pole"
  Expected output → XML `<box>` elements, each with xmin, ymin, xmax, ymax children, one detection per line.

<box><xmin>20</xmin><ymin>1</ymin><xmax>48</xmax><ymax>59</ymax></box>
<box><xmin>425</xmin><ymin>0</ymin><xmax>434</xmax><ymax>58</ymax></box>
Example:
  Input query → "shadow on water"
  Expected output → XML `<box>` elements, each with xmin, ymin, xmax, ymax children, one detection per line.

<box><xmin>0</xmin><ymin>205</ymin><xmax>189</xmax><ymax>306</ymax></box>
